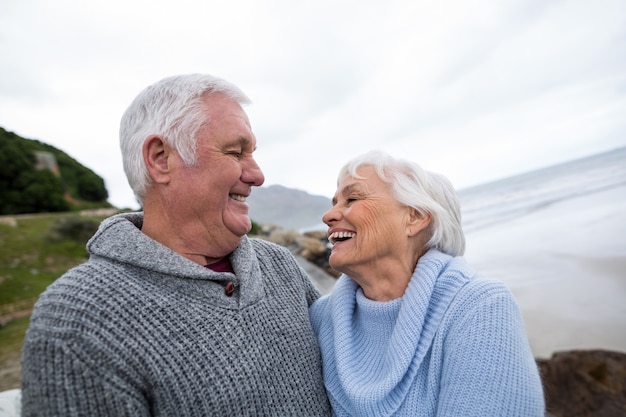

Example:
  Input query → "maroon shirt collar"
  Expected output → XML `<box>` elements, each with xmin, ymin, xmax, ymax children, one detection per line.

<box><xmin>205</xmin><ymin>257</ymin><xmax>234</xmax><ymax>273</ymax></box>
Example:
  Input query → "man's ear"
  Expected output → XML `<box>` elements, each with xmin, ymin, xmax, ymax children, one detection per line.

<box><xmin>143</xmin><ymin>135</ymin><xmax>172</xmax><ymax>185</ymax></box>
<box><xmin>407</xmin><ymin>208</ymin><xmax>431</xmax><ymax>237</ymax></box>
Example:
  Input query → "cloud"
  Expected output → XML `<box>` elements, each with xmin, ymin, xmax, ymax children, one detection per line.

<box><xmin>0</xmin><ymin>0</ymin><xmax>624</xmax><ymax>208</ymax></box>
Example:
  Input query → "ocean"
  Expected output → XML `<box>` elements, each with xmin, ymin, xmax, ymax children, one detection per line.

<box><xmin>459</xmin><ymin>146</ymin><xmax>626</xmax><ymax>357</ymax></box>
<box><xmin>458</xmin><ymin>146</ymin><xmax>626</xmax><ymax>233</ymax></box>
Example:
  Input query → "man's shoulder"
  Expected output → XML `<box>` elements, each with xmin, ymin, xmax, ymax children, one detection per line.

<box><xmin>37</xmin><ymin>257</ymin><xmax>127</xmax><ymax>311</ymax></box>
<box><xmin>248</xmin><ymin>236</ymin><xmax>291</xmax><ymax>255</ymax></box>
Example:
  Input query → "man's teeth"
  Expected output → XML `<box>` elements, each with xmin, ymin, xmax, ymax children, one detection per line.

<box><xmin>329</xmin><ymin>231</ymin><xmax>356</xmax><ymax>244</ymax></box>
<box><xmin>230</xmin><ymin>194</ymin><xmax>246</xmax><ymax>202</ymax></box>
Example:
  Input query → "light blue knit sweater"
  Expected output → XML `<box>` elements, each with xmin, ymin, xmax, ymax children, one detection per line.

<box><xmin>309</xmin><ymin>249</ymin><xmax>545</xmax><ymax>416</ymax></box>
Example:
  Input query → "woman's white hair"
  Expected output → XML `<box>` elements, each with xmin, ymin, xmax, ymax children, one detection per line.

<box><xmin>119</xmin><ymin>74</ymin><xmax>250</xmax><ymax>203</ymax></box>
<box><xmin>338</xmin><ymin>150</ymin><xmax>466</xmax><ymax>256</ymax></box>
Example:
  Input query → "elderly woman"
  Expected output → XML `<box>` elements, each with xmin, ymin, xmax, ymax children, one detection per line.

<box><xmin>309</xmin><ymin>150</ymin><xmax>545</xmax><ymax>416</ymax></box>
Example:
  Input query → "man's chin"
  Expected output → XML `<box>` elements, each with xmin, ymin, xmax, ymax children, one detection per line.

<box><xmin>226</xmin><ymin>217</ymin><xmax>252</xmax><ymax>237</ymax></box>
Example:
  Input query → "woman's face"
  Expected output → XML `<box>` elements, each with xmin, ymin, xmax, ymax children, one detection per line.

<box><xmin>322</xmin><ymin>166</ymin><xmax>415</xmax><ymax>277</ymax></box>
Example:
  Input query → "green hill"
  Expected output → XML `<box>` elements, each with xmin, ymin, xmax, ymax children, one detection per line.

<box><xmin>0</xmin><ymin>126</ymin><xmax>111</xmax><ymax>215</ymax></box>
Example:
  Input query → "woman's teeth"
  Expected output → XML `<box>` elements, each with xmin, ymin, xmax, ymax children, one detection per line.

<box><xmin>329</xmin><ymin>231</ymin><xmax>356</xmax><ymax>244</ymax></box>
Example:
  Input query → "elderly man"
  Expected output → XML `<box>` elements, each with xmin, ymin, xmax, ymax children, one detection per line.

<box><xmin>21</xmin><ymin>74</ymin><xmax>331</xmax><ymax>416</ymax></box>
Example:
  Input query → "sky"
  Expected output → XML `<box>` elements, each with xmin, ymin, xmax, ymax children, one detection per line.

<box><xmin>1</xmin><ymin>0</ymin><xmax>625</xmax><ymax>210</ymax></box>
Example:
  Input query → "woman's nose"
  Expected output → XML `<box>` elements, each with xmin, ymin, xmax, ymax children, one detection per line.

<box><xmin>322</xmin><ymin>205</ymin><xmax>341</xmax><ymax>226</ymax></box>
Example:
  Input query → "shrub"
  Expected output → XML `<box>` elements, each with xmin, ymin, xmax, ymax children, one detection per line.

<box><xmin>46</xmin><ymin>217</ymin><xmax>100</xmax><ymax>244</ymax></box>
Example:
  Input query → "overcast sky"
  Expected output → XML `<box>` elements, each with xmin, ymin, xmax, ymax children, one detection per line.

<box><xmin>1</xmin><ymin>0</ymin><xmax>624</xmax><ymax>209</ymax></box>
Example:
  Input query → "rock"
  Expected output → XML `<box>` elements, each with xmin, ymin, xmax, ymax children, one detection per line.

<box><xmin>296</xmin><ymin>236</ymin><xmax>327</xmax><ymax>259</ymax></box>
<box><xmin>259</xmin><ymin>223</ymin><xmax>283</xmax><ymax>235</ymax></box>
<box><xmin>0</xmin><ymin>217</ymin><xmax>17</xmax><ymax>227</ymax></box>
<box><xmin>263</xmin><ymin>229</ymin><xmax>301</xmax><ymax>248</ymax></box>
<box><xmin>303</xmin><ymin>230</ymin><xmax>327</xmax><ymax>240</ymax></box>
<box><xmin>537</xmin><ymin>349</ymin><xmax>626</xmax><ymax>417</ymax></box>
<box><xmin>0</xmin><ymin>388</ymin><xmax>21</xmax><ymax>417</ymax></box>
<box><xmin>254</xmin><ymin>224</ymin><xmax>341</xmax><ymax>278</ymax></box>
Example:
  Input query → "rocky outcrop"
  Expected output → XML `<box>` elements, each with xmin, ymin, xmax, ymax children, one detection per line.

<box><xmin>538</xmin><ymin>349</ymin><xmax>626</xmax><ymax>417</ymax></box>
<box><xmin>253</xmin><ymin>224</ymin><xmax>340</xmax><ymax>279</ymax></box>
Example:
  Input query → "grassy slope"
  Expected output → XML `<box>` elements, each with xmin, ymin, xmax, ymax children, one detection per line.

<box><xmin>0</xmin><ymin>213</ymin><xmax>107</xmax><ymax>391</ymax></box>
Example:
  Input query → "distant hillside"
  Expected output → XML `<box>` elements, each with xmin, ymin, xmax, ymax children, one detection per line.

<box><xmin>248</xmin><ymin>184</ymin><xmax>330</xmax><ymax>231</ymax></box>
<box><xmin>0</xmin><ymin>126</ymin><xmax>110</xmax><ymax>215</ymax></box>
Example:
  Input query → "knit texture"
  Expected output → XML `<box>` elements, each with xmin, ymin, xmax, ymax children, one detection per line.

<box><xmin>21</xmin><ymin>212</ymin><xmax>331</xmax><ymax>417</ymax></box>
<box><xmin>309</xmin><ymin>249</ymin><xmax>545</xmax><ymax>416</ymax></box>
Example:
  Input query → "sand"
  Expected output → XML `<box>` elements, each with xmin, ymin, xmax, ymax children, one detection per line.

<box><xmin>463</xmin><ymin>184</ymin><xmax>626</xmax><ymax>358</ymax></box>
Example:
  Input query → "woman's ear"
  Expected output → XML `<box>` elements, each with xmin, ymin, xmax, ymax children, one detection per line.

<box><xmin>407</xmin><ymin>208</ymin><xmax>431</xmax><ymax>237</ymax></box>
<box><xmin>143</xmin><ymin>135</ymin><xmax>172</xmax><ymax>185</ymax></box>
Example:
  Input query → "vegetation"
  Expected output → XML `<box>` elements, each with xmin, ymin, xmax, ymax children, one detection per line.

<box><xmin>249</xmin><ymin>219</ymin><xmax>261</xmax><ymax>236</ymax></box>
<box><xmin>0</xmin><ymin>127</ymin><xmax>110</xmax><ymax>215</ymax></box>
<box><xmin>0</xmin><ymin>317</ymin><xmax>30</xmax><ymax>392</ymax></box>
<box><xmin>0</xmin><ymin>213</ymin><xmax>105</xmax><ymax>390</ymax></box>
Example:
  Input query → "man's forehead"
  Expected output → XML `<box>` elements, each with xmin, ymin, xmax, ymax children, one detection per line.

<box><xmin>202</xmin><ymin>93</ymin><xmax>247</xmax><ymax>118</ymax></box>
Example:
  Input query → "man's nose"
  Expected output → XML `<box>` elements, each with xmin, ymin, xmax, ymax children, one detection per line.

<box><xmin>243</xmin><ymin>157</ymin><xmax>265</xmax><ymax>186</ymax></box>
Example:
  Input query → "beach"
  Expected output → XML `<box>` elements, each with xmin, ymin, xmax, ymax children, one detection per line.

<box><xmin>463</xmin><ymin>184</ymin><xmax>626</xmax><ymax>359</ymax></box>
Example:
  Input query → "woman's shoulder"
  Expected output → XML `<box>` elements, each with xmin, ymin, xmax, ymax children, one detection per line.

<box><xmin>308</xmin><ymin>293</ymin><xmax>332</xmax><ymax>333</ymax></box>
<box><xmin>434</xmin><ymin>252</ymin><xmax>513</xmax><ymax>304</ymax></box>
<box><xmin>309</xmin><ymin>276</ymin><xmax>353</xmax><ymax>318</ymax></box>
<box><xmin>459</xmin><ymin>274</ymin><xmax>514</xmax><ymax>302</ymax></box>
<box><xmin>441</xmin><ymin>272</ymin><xmax>521</xmax><ymax>329</ymax></box>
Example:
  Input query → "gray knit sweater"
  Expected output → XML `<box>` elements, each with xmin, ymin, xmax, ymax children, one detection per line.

<box><xmin>21</xmin><ymin>212</ymin><xmax>331</xmax><ymax>416</ymax></box>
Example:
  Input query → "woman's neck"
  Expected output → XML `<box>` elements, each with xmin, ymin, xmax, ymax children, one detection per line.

<box><xmin>346</xmin><ymin>247</ymin><xmax>426</xmax><ymax>302</ymax></box>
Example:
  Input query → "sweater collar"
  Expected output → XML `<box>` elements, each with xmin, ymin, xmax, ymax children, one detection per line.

<box><xmin>324</xmin><ymin>249</ymin><xmax>473</xmax><ymax>415</ymax></box>
<box><xmin>86</xmin><ymin>212</ymin><xmax>265</xmax><ymax>306</ymax></box>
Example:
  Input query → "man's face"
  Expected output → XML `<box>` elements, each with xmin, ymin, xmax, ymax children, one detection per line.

<box><xmin>165</xmin><ymin>93</ymin><xmax>265</xmax><ymax>258</ymax></box>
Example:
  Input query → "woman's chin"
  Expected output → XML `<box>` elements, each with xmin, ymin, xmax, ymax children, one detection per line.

<box><xmin>328</xmin><ymin>253</ymin><xmax>345</xmax><ymax>274</ymax></box>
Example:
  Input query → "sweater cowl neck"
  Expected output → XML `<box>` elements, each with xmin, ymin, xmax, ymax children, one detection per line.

<box><xmin>354</xmin><ymin>289</ymin><xmax>401</xmax><ymax>336</ymax></box>
<box><xmin>326</xmin><ymin>249</ymin><xmax>473</xmax><ymax>415</ymax></box>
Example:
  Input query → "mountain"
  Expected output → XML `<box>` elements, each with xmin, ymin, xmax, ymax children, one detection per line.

<box><xmin>247</xmin><ymin>184</ymin><xmax>330</xmax><ymax>231</ymax></box>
